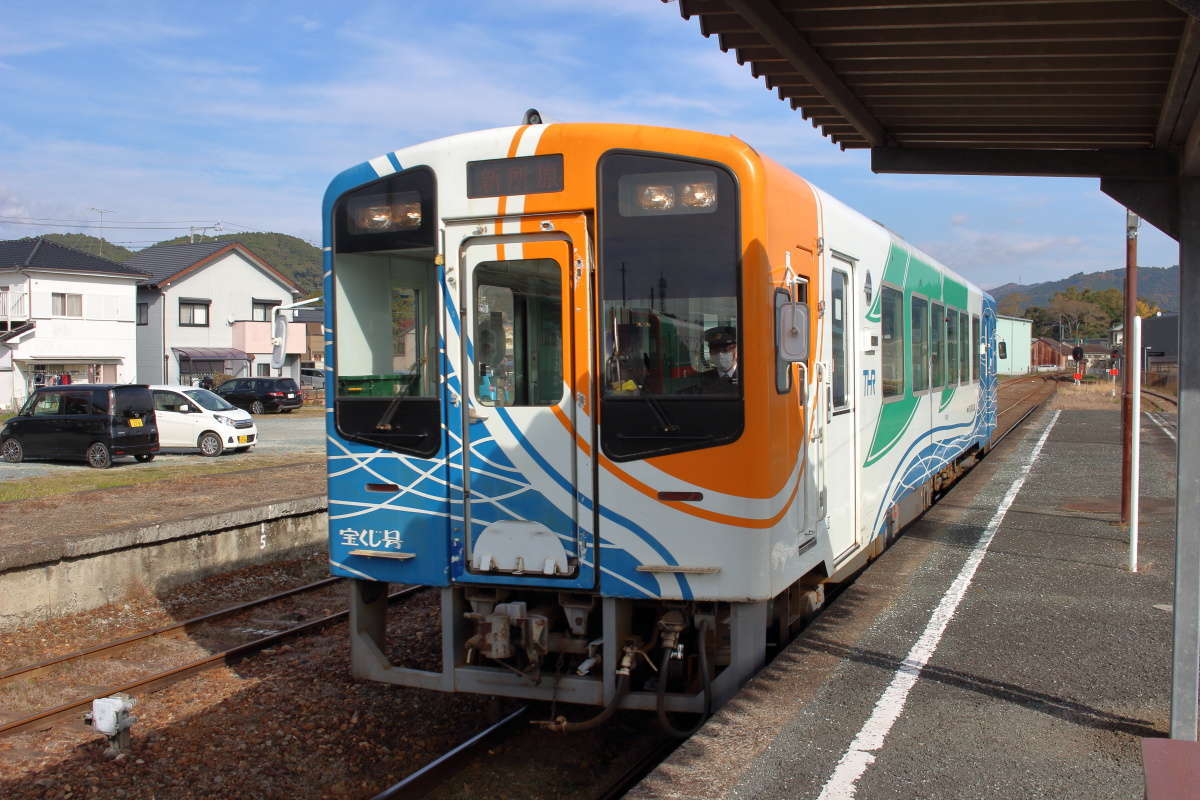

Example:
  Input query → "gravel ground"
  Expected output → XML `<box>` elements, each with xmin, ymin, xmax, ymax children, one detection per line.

<box><xmin>0</xmin><ymin>552</ymin><xmax>334</xmax><ymax>673</ymax></box>
<box><xmin>0</xmin><ymin>590</ymin><xmax>495</xmax><ymax>799</ymax></box>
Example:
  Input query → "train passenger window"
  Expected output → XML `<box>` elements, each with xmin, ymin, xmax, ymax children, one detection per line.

<box><xmin>946</xmin><ymin>309</ymin><xmax>959</xmax><ymax>387</ymax></box>
<box><xmin>911</xmin><ymin>296</ymin><xmax>929</xmax><ymax>393</ymax></box>
<box><xmin>972</xmin><ymin>315</ymin><xmax>981</xmax><ymax>381</ymax></box>
<box><xmin>831</xmin><ymin>269</ymin><xmax>849</xmax><ymax>410</ymax></box>
<box><xmin>930</xmin><ymin>302</ymin><xmax>945</xmax><ymax>390</ymax></box>
<box><xmin>959</xmin><ymin>311</ymin><xmax>970</xmax><ymax>385</ymax></box>
<box><xmin>880</xmin><ymin>285</ymin><xmax>904</xmax><ymax>399</ymax></box>
<box><xmin>473</xmin><ymin>259</ymin><xmax>563</xmax><ymax>407</ymax></box>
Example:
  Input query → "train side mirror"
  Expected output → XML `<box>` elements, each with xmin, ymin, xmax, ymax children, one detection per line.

<box><xmin>777</xmin><ymin>302</ymin><xmax>810</xmax><ymax>362</ymax></box>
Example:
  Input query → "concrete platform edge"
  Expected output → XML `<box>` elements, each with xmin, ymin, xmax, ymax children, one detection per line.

<box><xmin>0</xmin><ymin>494</ymin><xmax>327</xmax><ymax>573</ymax></box>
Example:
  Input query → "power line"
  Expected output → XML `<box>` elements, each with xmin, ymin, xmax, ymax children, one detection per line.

<box><xmin>0</xmin><ymin>214</ymin><xmax>228</xmax><ymax>224</ymax></box>
<box><xmin>0</xmin><ymin>219</ymin><xmax>204</xmax><ymax>230</ymax></box>
<box><xmin>0</xmin><ymin>218</ymin><xmax>322</xmax><ymax>248</ymax></box>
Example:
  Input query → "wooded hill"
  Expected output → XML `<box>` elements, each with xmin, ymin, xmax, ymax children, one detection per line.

<box><xmin>990</xmin><ymin>265</ymin><xmax>1178</xmax><ymax>314</ymax></box>
<box><xmin>35</xmin><ymin>232</ymin><xmax>323</xmax><ymax>298</ymax></box>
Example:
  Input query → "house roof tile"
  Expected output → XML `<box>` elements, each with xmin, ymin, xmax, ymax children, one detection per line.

<box><xmin>0</xmin><ymin>238</ymin><xmax>148</xmax><ymax>277</ymax></box>
<box><xmin>124</xmin><ymin>240</ymin><xmax>298</xmax><ymax>292</ymax></box>
<box><xmin>122</xmin><ymin>241</ymin><xmax>233</xmax><ymax>284</ymax></box>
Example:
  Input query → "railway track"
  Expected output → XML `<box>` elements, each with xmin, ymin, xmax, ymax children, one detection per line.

<box><xmin>370</xmin><ymin>706</ymin><xmax>530</xmax><ymax>799</ymax></box>
<box><xmin>0</xmin><ymin>578</ymin><xmax>421</xmax><ymax>740</ymax></box>
<box><xmin>994</xmin><ymin>376</ymin><xmax>1057</xmax><ymax>444</ymax></box>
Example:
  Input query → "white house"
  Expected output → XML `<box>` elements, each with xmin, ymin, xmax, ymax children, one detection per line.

<box><xmin>0</xmin><ymin>238</ymin><xmax>148</xmax><ymax>410</ymax></box>
<box><xmin>125</xmin><ymin>241</ymin><xmax>304</xmax><ymax>384</ymax></box>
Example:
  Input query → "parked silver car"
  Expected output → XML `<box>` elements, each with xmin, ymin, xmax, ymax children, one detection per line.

<box><xmin>299</xmin><ymin>367</ymin><xmax>325</xmax><ymax>390</ymax></box>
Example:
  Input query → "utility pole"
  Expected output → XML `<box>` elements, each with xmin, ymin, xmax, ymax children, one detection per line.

<box><xmin>189</xmin><ymin>222</ymin><xmax>223</xmax><ymax>243</ymax></box>
<box><xmin>89</xmin><ymin>208</ymin><xmax>113</xmax><ymax>257</ymax></box>
<box><xmin>1121</xmin><ymin>209</ymin><xmax>1140</xmax><ymax>524</ymax></box>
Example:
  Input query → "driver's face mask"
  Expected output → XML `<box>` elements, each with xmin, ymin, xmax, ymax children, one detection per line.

<box><xmin>717</xmin><ymin>351</ymin><xmax>735</xmax><ymax>371</ymax></box>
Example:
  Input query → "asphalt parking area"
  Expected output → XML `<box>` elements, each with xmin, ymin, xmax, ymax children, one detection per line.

<box><xmin>0</xmin><ymin>411</ymin><xmax>326</xmax><ymax>482</ymax></box>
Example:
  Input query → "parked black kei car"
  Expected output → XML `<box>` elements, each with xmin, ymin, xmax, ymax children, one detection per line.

<box><xmin>1</xmin><ymin>384</ymin><xmax>159</xmax><ymax>468</ymax></box>
<box><xmin>214</xmin><ymin>377</ymin><xmax>303</xmax><ymax>414</ymax></box>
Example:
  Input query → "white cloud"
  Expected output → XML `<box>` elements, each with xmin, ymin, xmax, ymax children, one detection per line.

<box><xmin>289</xmin><ymin>16</ymin><xmax>321</xmax><ymax>32</ymax></box>
<box><xmin>918</xmin><ymin>226</ymin><xmax>1098</xmax><ymax>286</ymax></box>
<box><xmin>134</xmin><ymin>53</ymin><xmax>261</xmax><ymax>76</ymax></box>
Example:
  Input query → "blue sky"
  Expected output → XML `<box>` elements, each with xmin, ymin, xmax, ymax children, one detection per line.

<box><xmin>0</xmin><ymin>0</ymin><xmax>1180</xmax><ymax>289</ymax></box>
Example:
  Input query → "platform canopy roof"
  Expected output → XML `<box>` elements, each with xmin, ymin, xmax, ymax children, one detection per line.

<box><xmin>673</xmin><ymin>0</ymin><xmax>1200</xmax><ymax>235</ymax></box>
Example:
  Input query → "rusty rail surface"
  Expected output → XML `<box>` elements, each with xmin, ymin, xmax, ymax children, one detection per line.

<box><xmin>0</xmin><ymin>576</ymin><xmax>343</xmax><ymax>685</ymax></box>
<box><xmin>370</xmin><ymin>706</ymin><xmax>529</xmax><ymax>800</ymax></box>
<box><xmin>0</xmin><ymin>584</ymin><xmax>421</xmax><ymax>739</ymax></box>
<box><xmin>1142</xmin><ymin>387</ymin><xmax>1178</xmax><ymax>406</ymax></box>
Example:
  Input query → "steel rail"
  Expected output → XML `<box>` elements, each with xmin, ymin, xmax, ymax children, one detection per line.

<box><xmin>0</xmin><ymin>585</ymin><xmax>422</xmax><ymax>740</ymax></box>
<box><xmin>997</xmin><ymin>378</ymin><xmax>1054</xmax><ymax>420</ymax></box>
<box><xmin>0</xmin><ymin>576</ymin><xmax>343</xmax><ymax>685</ymax></box>
<box><xmin>1142</xmin><ymin>387</ymin><xmax>1179</xmax><ymax>406</ymax></box>
<box><xmin>369</xmin><ymin>706</ymin><xmax>529</xmax><ymax>800</ymax></box>
<box><xmin>992</xmin><ymin>380</ymin><xmax>1056</xmax><ymax>449</ymax></box>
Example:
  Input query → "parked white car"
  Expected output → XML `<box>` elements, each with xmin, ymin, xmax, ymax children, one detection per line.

<box><xmin>149</xmin><ymin>385</ymin><xmax>258</xmax><ymax>456</ymax></box>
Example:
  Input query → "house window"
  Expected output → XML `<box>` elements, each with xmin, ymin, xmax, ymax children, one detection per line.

<box><xmin>137</xmin><ymin>302</ymin><xmax>148</xmax><ymax>326</ymax></box>
<box><xmin>257</xmin><ymin>363</ymin><xmax>271</xmax><ymax>376</ymax></box>
<box><xmin>252</xmin><ymin>299</ymin><xmax>280</xmax><ymax>322</ymax></box>
<box><xmin>179</xmin><ymin>299</ymin><xmax>210</xmax><ymax>327</ymax></box>
<box><xmin>52</xmin><ymin>292</ymin><xmax>83</xmax><ymax>318</ymax></box>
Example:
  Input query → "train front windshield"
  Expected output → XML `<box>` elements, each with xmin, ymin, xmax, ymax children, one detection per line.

<box><xmin>598</xmin><ymin>152</ymin><xmax>742</xmax><ymax>461</ymax></box>
<box><xmin>331</xmin><ymin>166</ymin><xmax>441</xmax><ymax>457</ymax></box>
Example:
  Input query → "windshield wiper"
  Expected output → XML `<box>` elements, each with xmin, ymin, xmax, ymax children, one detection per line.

<box><xmin>615</xmin><ymin>396</ymin><xmax>714</xmax><ymax>440</ymax></box>
<box><xmin>644</xmin><ymin>395</ymin><xmax>678</xmax><ymax>433</ymax></box>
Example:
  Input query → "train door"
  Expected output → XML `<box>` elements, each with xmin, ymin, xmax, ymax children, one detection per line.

<box><xmin>825</xmin><ymin>256</ymin><xmax>859</xmax><ymax>554</ymax></box>
<box><xmin>449</xmin><ymin>217</ymin><xmax>596</xmax><ymax>591</ymax></box>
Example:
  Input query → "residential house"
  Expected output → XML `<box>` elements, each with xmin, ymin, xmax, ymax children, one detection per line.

<box><xmin>0</xmin><ymin>238</ymin><xmax>148</xmax><ymax>409</ymax></box>
<box><xmin>289</xmin><ymin>306</ymin><xmax>326</xmax><ymax>369</ymax></box>
<box><xmin>125</xmin><ymin>241</ymin><xmax>305</xmax><ymax>384</ymax></box>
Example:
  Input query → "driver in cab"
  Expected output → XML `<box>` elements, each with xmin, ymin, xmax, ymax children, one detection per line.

<box><xmin>699</xmin><ymin>326</ymin><xmax>738</xmax><ymax>392</ymax></box>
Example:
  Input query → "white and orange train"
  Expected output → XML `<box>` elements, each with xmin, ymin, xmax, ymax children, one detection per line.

<box><xmin>324</xmin><ymin>118</ymin><xmax>998</xmax><ymax>730</ymax></box>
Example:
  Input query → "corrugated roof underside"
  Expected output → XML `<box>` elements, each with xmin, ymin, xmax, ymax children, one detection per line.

<box><xmin>677</xmin><ymin>0</ymin><xmax>1187</xmax><ymax>150</ymax></box>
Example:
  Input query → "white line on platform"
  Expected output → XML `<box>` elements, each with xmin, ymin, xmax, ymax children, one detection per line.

<box><xmin>1146</xmin><ymin>412</ymin><xmax>1177</xmax><ymax>443</ymax></box>
<box><xmin>816</xmin><ymin>410</ymin><xmax>1062</xmax><ymax>800</ymax></box>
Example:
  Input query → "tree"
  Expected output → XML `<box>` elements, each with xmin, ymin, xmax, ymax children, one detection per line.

<box><xmin>997</xmin><ymin>291</ymin><xmax>1029</xmax><ymax>317</ymax></box>
<box><xmin>1047</xmin><ymin>292</ymin><xmax>1106</xmax><ymax>341</ymax></box>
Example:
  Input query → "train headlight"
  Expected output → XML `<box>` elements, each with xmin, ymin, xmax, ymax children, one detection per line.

<box><xmin>680</xmin><ymin>181</ymin><xmax>716</xmax><ymax>208</ymax></box>
<box><xmin>636</xmin><ymin>184</ymin><xmax>676</xmax><ymax>211</ymax></box>
<box><xmin>619</xmin><ymin>169</ymin><xmax>720</xmax><ymax>216</ymax></box>
<box><xmin>347</xmin><ymin>191</ymin><xmax>422</xmax><ymax>233</ymax></box>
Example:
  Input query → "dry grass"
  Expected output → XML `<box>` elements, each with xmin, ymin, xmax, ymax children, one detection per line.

<box><xmin>1049</xmin><ymin>378</ymin><xmax>1123</xmax><ymax>410</ymax></box>
<box><xmin>0</xmin><ymin>453</ymin><xmax>321</xmax><ymax>503</ymax></box>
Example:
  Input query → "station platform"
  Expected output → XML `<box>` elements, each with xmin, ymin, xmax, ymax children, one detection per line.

<box><xmin>0</xmin><ymin>463</ymin><xmax>327</xmax><ymax>629</ymax></box>
<box><xmin>632</xmin><ymin>406</ymin><xmax>1180</xmax><ymax>800</ymax></box>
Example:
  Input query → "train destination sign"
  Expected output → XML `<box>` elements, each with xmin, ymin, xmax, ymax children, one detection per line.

<box><xmin>467</xmin><ymin>153</ymin><xmax>564</xmax><ymax>198</ymax></box>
